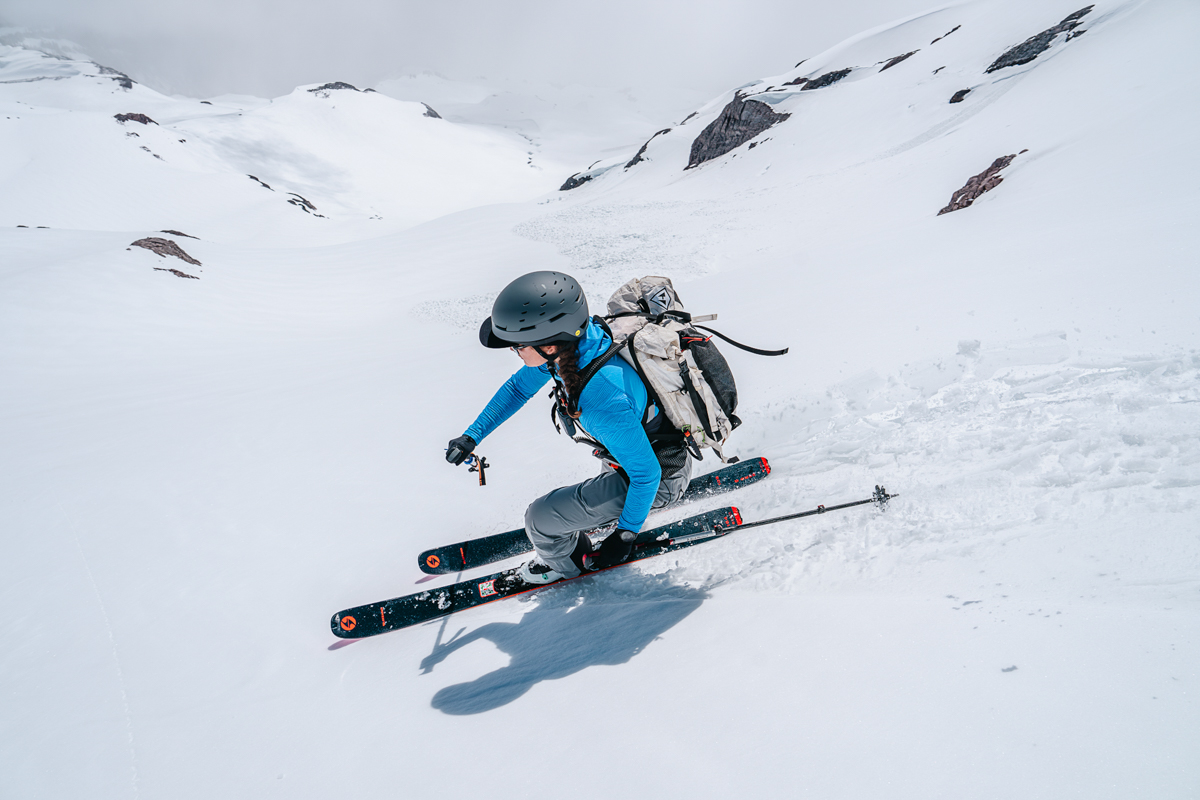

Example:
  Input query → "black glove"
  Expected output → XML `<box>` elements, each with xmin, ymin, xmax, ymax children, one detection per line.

<box><xmin>445</xmin><ymin>434</ymin><xmax>477</xmax><ymax>465</ymax></box>
<box><xmin>587</xmin><ymin>529</ymin><xmax>636</xmax><ymax>570</ymax></box>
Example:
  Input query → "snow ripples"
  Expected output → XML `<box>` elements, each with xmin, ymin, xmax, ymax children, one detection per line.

<box><xmin>648</xmin><ymin>347</ymin><xmax>1200</xmax><ymax>596</ymax></box>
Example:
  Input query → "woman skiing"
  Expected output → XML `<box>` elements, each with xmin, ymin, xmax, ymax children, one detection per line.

<box><xmin>445</xmin><ymin>271</ymin><xmax>691</xmax><ymax>584</ymax></box>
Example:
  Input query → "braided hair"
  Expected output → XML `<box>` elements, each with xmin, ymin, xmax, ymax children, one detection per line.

<box><xmin>548</xmin><ymin>340</ymin><xmax>584</xmax><ymax>418</ymax></box>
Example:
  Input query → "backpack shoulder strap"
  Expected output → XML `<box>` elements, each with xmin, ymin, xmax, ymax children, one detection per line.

<box><xmin>564</xmin><ymin>339</ymin><xmax>626</xmax><ymax>417</ymax></box>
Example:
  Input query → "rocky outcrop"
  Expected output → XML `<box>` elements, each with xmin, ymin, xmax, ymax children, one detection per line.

<box><xmin>154</xmin><ymin>267</ymin><xmax>199</xmax><ymax>280</ymax></box>
<box><xmin>625</xmin><ymin>128</ymin><xmax>671</xmax><ymax>169</ymax></box>
<box><xmin>881</xmin><ymin>51</ymin><xmax>918</xmax><ymax>72</ymax></box>
<box><xmin>931</xmin><ymin>25</ymin><xmax>961</xmax><ymax>45</ymax></box>
<box><xmin>248</xmin><ymin>175</ymin><xmax>273</xmax><ymax>190</ymax></box>
<box><xmin>287</xmin><ymin>193</ymin><xmax>326</xmax><ymax>217</ymax></box>
<box><xmin>160</xmin><ymin>230</ymin><xmax>198</xmax><ymax>239</ymax></box>
<box><xmin>801</xmin><ymin>68</ymin><xmax>852</xmax><ymax>90</ymax></box>
<box><xmin>949</xmin><ymin>89</ymin><xmax>972</xmax><ymax>103</ymax></box>
<box><xmin>986</xmin><ymin>6</ymin><xmax>1092</xmax><ymax>73</ymax></box>
<box><xmin>559</xmin><ymin>172</ymin><xmax>593</xmax><ymax>191</ymax></box>
<box><xmin>309</xmin><ymin>81</ymin><xmax>360</xmax><ymax>93</ymax></box>
<box><xmin>96</xmin><ymin>64</ymin><xmax>134</xmax><ymax>90</ymax></box>
<box><xmin>422</xmin><ymin>103</ymin><xmax>442</xmax><ymax>119</ymax></box>
<box><xmin>686</xmin><ymin>93</ymin><xmax>790</xmax><ymax>170</ymax></box>
<box><xmin>938</xmin><ymin>154</ymin><xmax>1020</xmax><ymax>215</ymax></box>
<box><xmin>130</xmin><ymin>237</ymin><xmax>201</xmax><ymax>266</ymax></box>
<box><xmin>114</xmin><ymin>113</ymin><xmax>157</xmax><ymax>125</ymax></box>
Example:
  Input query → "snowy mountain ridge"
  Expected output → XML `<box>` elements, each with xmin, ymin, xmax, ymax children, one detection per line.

<box><xmin>0</xmin><ymin>44</ymin><xmax>553</xmax><ymax>244</ymax></box>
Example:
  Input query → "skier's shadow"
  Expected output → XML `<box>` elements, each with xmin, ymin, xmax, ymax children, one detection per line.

<box><xmin>419</xmin><ymin>573</ymin><xmax>708</xmax><ymax>715</ymax></box>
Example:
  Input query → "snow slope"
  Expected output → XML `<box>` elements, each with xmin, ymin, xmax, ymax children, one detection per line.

<box><xmin>1</xmin><ymin>1</ymin><xmax>1198</xmax><ymax>798</ymax></box>
<box><xmin>0</xmin><ymin>46</ymin><xmax>553</xmax><ymax>244</ymax></box>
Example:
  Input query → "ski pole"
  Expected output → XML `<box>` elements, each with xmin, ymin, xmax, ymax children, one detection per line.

<box><xmin>464</xmin><ymin>454</ymin><xmax>489</xmax><ymax>486</ymax></box>
<box><xmin>654</xmin><ymin>485</ymin><xmax>897</xmax><ymax>547</ymax></box>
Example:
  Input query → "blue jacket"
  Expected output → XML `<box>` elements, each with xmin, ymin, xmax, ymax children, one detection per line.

<box><xmin>464</xmin><ymin>319</ymin><xmax>662</xmax><ymax>531</ymax></box>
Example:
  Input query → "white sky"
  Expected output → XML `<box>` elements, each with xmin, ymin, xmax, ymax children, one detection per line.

<box><xmin>0</xmin><ymin>0</ymin><xmax>938</xmax><ymax>98</ymax></box>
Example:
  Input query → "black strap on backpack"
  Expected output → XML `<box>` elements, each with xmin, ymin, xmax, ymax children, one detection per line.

<box><xmin>691</xmin><ymin>325</ymin><xmax>789</xmax><ymax>357</ymax></box>
<box><xmin>606</xmin><ymin>311</ymin><xmax>789</xmax><ymax>358</ymax></box>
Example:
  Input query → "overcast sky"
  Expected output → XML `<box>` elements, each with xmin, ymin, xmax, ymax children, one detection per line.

<box><xmin>0</xmin><ymin>0</ymin><xmax>938</xmax><ymax>99</ymax></box>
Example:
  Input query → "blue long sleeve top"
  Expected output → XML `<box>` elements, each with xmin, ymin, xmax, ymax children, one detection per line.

<box><xmin>464</xmin><ymin>319</ymin><xmax>661</xmax><ymax>532</ymax></box>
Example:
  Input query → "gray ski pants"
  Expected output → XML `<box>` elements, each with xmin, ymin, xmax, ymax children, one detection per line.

<box><xmin>525</xmin><ymin>459</ymin><xmax>693</xmax><ymax>579</ymax></box>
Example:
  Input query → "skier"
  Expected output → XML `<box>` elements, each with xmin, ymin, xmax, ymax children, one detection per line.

<box><xmin>444</xmin><ymin>271</ymin><xmax>692</xmax><ymax>584</ymax></box>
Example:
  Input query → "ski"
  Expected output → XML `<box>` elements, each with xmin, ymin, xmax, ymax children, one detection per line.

<box><xmin>333</xmin><ymin>507</ymin><xmax>743</xmax><ymax>639</ymax></box>
<box><xmin>417</xmin><ymin>456</ymin><xmax>771</xmax><ymax>574</ymax></box>
<box><xmin>331</xmin><ymin>487</ymin><xmax>897</xmax><ymax>640</ymax></box>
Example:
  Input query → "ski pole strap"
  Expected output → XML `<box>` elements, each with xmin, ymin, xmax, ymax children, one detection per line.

<box><xmin>692</xmin><ymin>325</ymin><xmax>789</xmax><ymax>357</ymax></box>
<box><xmin>465</xmin><ymin>455</ymin><xmax>489</xmax><ymax>486</ymax></box>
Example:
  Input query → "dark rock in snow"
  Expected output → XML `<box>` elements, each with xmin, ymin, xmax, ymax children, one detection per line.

<box><xmin>986</xmin><ymin>6</ymin><xmax>1093</xmax><ymax>73</ymax></box>
<box><xmin>783</xmin><ymin>76</ymin><xmax>809</xmax><ymax>87</ymax></box>
<box><xmin>114</xmin><ymin>113</ymin><xmax>157</xmax><ymax>125</ymax></box>
<box><xmin>247</xmin><ymin>175</ymin><xmax>274</xmax><ymax>191</ymax></box>
<box><xmin>931</xmin><ymin>25</ymin><xmax>961</xmax><ymax>45</ymax></box>
<box><xmin>560</xmin><ymin>172</ymin><xmax>593</xmax><ymax>191</ymax></box>
<box><xmin>938</xmin><ymin>154</ymin><xmax>1018</xmax><ymax>215</ymax></box>
<box><xmin>422</xmin><ymin>103</ymin><xmax>442</xmax><ymax>119</ymax></box>
<box><xmin>154</xmin><ymin>267</ymin><xmax>200</xmax><ymax>280</ymax></box>
<box><xmin>881</xmin><ymin>51</ymin><xmax>918</xmax><ymax>72</ymax></box>
<box><xmin>686</xmin><ymin>93</ymin><xmax>791</xmax><ymax>170</ymax></box>
<box><xmin>309</xmin><ymin>82</ymin><xmax>360</xmax><ymax>93</ymax></box>
<box><xmin>130</xmin><ymin>237</ymin><xmax>202</xmax><ymax>266</ymax></box>
<box><xmin>680</xmin><ymin>112</ymin><xmax>698</xmax><ymax>124</ymax></box>
<box><xmin>200</xmin><ymin>100</ymin><xmax>212</xmax><ymax>105</ymax></box>
<box><xmin>97</xmin><ymin>64</ymin><xmax>134</xmax><ymax>89</ymax></box>
<box><xmin>801</xmin><ymin>68</ymin><xmax>852</xmax><ymax>90</ymax></box>
<box><xmin>949</xmin><ymin>89</ymin><xmax>972</xmax><ymax>103</ymax></box>
<box><xmin>161</xmin><ymin>230</ymin><xmax>198</xmax><ymax>239</ymax></box>
<box><xmin>625</xmin><ymin>128</ymin><xmax>671</xmax><ymax>169</ymax></box>
<box><xmin>288</xmin><ymin>193</ymin><xmax>326</xmax><ymax>217</ymax></box>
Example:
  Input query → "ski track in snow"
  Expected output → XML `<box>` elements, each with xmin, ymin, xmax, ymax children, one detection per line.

<box><xmin>63</xmin><ymin>505</ymin><xmax>142</xmax><ymax>800</ymax></box>
<box><xmin>621</xmin><ymin>348</ymin><xmax>1200</xmax><ymax>599</ymax></box>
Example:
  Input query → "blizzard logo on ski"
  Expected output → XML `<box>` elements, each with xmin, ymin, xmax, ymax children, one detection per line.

<box><xmin>425</xmin><ymin>554</ymin><xmax>441</xmax><ymax>569</ymax></box>
<box><xmin>479</xmin><ymin>579</ymin><xmax>498</xmax><ymax>598</ymax></box>
<box><xmin>646</xmin><ymin>286</ymin><xmax>673</xmax><ymax>316</ymax></box>
<box><xmin>339</xmin><ymin>615</ymin><xmax>357</xmax><ymax>632</ymax></box>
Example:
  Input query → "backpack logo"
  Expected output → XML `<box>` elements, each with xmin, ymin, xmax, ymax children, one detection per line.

<box><xmin>646</xmin><ymin>286</ymin><xmax>673</xmax><ymax>315</ymax></box>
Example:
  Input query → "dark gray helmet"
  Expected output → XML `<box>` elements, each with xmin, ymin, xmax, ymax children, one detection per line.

<box><xmin>479</xmin><ymin>271</ymin><xmax>590</xmax><ymax>349</ymax></box>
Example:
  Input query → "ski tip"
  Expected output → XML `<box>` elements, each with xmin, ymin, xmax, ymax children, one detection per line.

<box><xmin>731</xmin><ymin>506</ymin><xmax>742</xmax><ymax>526</ymax></box>
<box><xmin>760</xmin><ymin>457</ymin><xmax>771</xmax><ymax>475</ymax></box>
<box><xmin>331</xmin><ymin>612</ymin><xmax>359</xmax><ymax>638</ymax></box>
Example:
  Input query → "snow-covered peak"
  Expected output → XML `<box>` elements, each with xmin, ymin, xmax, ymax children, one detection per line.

<box><xmin>0</xmin><ymin>44</ymin><xmax>558</xmax><ymax>243</ymax></box>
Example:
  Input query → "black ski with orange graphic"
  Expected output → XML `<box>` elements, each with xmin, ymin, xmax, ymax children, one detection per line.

<box><xmin>417</xmin><ymin>456</ymin><xmax>770</xmax><ymax>574</ymax></box>
<box><xmin>333</xmin><ymin>506</ymin><xmax>743</xmax><ymax>639</ymax></box>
